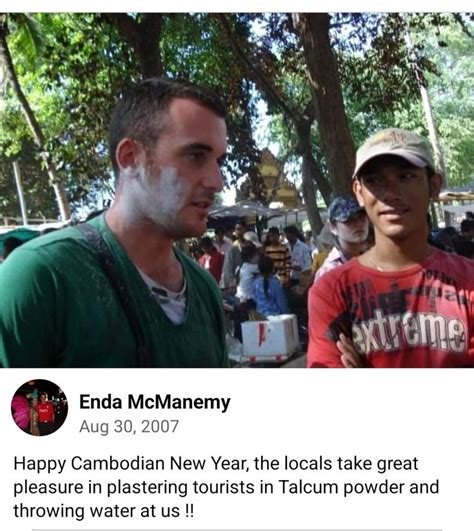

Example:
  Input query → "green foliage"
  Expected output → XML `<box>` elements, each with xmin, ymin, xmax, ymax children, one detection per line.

<box><xmin>0</xmin><ymin>12</ymin><xmax>472</xmax><ymax>219</ymax></box>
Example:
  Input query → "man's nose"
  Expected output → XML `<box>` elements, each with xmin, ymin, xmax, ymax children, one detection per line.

<box><xmin>380</xmin><ymin>177</ymin><xmax>402</xmax><ymax>200</ymax></box>
<box><xmin>204</xmin><ymin>163</ymin><xmax>224</xmax><ymax>193</ymax></box>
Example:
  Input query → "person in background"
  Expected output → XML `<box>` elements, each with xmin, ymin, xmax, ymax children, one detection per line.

<box><xmin>1</xmin><ymin>236</ymin><xmax>23</xmax><ymax>261</ymax></box>
<box><xmin>235</xmin><ymin>239</ymin><xmax>260</xmax><ymax>302</ymax></box>
<box><xmin>37</xmin><ymin>393</ymin><xmax>55</xmax><ymax>436</ymax></box>
<box><xmin>314</xmin><ymin>196</ymin><xmax>370</xmax><ymax>281</ymax></box>
<box><xmin>460</xmin><ymin>219</ymin><xmax>474</xmax><ymax>241</ymax></box>
<box><xmin>214</xmin><ymin>225</ymin><xmax>233</xmax><ymax>255</ymax></box>
<box><xmin>253</xmin><ymin>255</ymin><xmax>290</xmax><ymax>316</ymax></box>
<box><xmin>308</xmin><ymin>127</ymin><xmax>474</xmax><ymax>368</ymax></box>
<box><xmin>198</xmin><ymin>236</ymin><xmax>225</xmax><ymax>283</ymax></box>
<box><xmin>264</xmin><ymin>227</ymin><xmax>291</xmax><ymax>286</ymax></box>
<box><xmin>231</xmin><ymin>240</ymin><xmax>260</xmax><ymax>342</ymax></box>
<box><xmin>233</xmin><ymin>220</ymin><xmax>247</xmax><ymax>250</ymax></box>
<box><xmin>284</xmin><ymin>225</ymin><xmax>312</xmax><ymax>286</ymax></box>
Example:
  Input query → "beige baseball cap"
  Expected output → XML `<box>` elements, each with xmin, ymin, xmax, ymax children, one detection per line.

<box><xmin>353</xmin><ymin>128</ymin><xmax>435</xmax><ymax>179</ymax></box>
<box><xmin>242</xmin><ymin>231</ymin><xmax>262</xmax><ymax>248</ymax></box>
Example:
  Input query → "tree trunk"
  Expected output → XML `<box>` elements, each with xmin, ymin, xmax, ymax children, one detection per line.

<box><xmin>295</xmin><ymin>13</ymin><xmax>355</xmax><ymax>197</ymax></box>
<box><xmin>404</xmin><ymin>24</ymin><xmax>447</xmax><ymax>182</ymax></box>
<box><xmin>218</xmin><ymin>14</ymin><xmax>332</xmax><ymax>235</ymax></box>
<box><xmin>0</xmin><ymin>17</ymin><xmax>70</xmax><ymax>221</ymax></box>
<box><xmin>301</xmin><ymin>154</ymin><xmax>324</xmax><ymax>236</ymax></box>
<box><xmin>103</xmin><ymin>14</ymin><xmax>164</xmax><ymax>77</ymax></box>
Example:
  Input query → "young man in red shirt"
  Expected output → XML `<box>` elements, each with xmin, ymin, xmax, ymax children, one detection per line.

<box><xmin>308</xmin><ymin>128</ymin><xmax>474</xmax><ymax>368</ymax></box>
<box><xmin>37</xmin><ymin>393</ymin><xmax>56</xmax><ymax>435</ymax></box>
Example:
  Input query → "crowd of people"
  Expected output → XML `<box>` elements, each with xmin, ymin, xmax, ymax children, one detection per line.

<box><xmin>0</xmin><ymin>77</ymin><xmax>472</xmax><ymax>368</ymax></box>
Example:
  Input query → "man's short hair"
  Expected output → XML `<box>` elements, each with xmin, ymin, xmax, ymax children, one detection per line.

<box><xmin>109</xmin><ymin>77</ymin><xmax>227</xmax><ymax>176</ymax></box>
<box><xmin>284</xmin><ymin>225</ymin><xmax>299</xmax><ymax>237</ymax></box>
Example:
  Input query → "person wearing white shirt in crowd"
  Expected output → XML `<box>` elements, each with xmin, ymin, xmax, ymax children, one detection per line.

<box><xmin>235</xmin><ymin>237</ymin><xmax>260</xmax><ymax>302</ymax></box>
<box><xmin>314</xmin><ymin>196</ymin><xmax>370</xmax><ymax>282</ymax></box>
<box><xmin>284</xmin><ymin>225</ymin><xmax>312</xmax><ymax>285</ymax></box>
<box><xmin>214</xmin><ymin>226</ymin><xmax>233</xmax><ymax>255</ymax></box>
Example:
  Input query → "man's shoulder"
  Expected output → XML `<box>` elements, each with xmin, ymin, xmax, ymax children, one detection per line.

<box><xmin>427</xmin><ymin>248</ymin><xmax>474</xmax><ymax>286</ymax></box>
<box><xmin>1</xmin><ymin>225</ymin><xmax>88</xmax><ymax>272</ymax></box>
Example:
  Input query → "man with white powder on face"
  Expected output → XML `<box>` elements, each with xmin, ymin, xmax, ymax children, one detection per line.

<box><xmin>0</xmin><ymin>78</ymin><xmax>229</xmax><ymax>367</ymax></box>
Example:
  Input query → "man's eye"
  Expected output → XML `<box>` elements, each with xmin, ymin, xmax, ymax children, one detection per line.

<box><xmin>187</xmin><ymin>152</ymin><xmax>206</xmax><ymax>163</ymax></box>
<box><xmin>400</xmin><ymin>172</ymin><xmax>416</xmax><ymax>180</ymax></box>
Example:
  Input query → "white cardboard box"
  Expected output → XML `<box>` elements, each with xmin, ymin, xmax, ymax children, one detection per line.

<box><xmin>241</xmin><ymin>314</ymin><xmax>299</xmax><ymax>362</ymax></box>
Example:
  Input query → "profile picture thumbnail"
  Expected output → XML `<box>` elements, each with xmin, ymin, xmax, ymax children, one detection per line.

<box><xmin>11</xmin><ymin>379</ymin><xmax>68</xmax><ymax>436</ymax></box>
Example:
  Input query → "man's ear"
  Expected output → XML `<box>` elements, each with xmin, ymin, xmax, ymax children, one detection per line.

<box><xmin>115</xmin><ymin>138</ymin><xmax>145</xmax><ymax>171</ymax></box>
<box><xmin>429</xmin><ymin>172</ymin><xmax>443</xmax><ymax>200</ymax></box>
<box><xmin>353</xmin><ymin>178</ymin><xmax>365</xmax><ymax>207</ymax></box>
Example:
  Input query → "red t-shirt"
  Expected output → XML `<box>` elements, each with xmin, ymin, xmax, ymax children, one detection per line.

<box><xmin>308</xmin><ymin>249</ymin><xmax>474</xmax><ymax>368</ymax></box>
<box><xmin>37</xmin><ymin>402</ymin><xmax>55</xmax><ymax>422</ymax></box>
<box><xmin>198</xmin><ymin>249</ymin><xmax>224</xmax><ymax>283</ymax></box>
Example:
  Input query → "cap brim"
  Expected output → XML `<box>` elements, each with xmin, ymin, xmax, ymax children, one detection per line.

<box><xmin>352</xmin><ymin>150</ymin><xmax>428</xmax><ymax>179</ymax></box>
<box><xmin>331</xmin><ymin>207</ymin><xmax>365</xmax><ymax>223</ymax></box>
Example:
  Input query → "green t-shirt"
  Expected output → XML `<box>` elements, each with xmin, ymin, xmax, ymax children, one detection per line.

<box><xmin>0</xmin><ymin>215</ymin><xmax>228</xmax><ymax>368</ymax></box>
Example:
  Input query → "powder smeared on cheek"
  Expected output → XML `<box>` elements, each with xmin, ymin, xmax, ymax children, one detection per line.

<box><xmin>153</xmin><ymin>167</ymin><xmax>187</xmax><ymax>228</ymax></box>
<box><xmin>119</xmin><ymin>165</ymin><xmax>188</xmax><ymax>231</ymax></box>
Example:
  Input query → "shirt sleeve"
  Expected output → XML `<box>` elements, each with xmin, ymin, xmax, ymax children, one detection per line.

<box><xmin>307</xmin><ymin>274</ymin><xmax>350</xmax><ymax>368</ymax></box>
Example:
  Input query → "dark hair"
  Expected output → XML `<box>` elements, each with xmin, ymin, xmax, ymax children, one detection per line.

<box><xmin>215</xmin><ymin>225</ymin><xmax>226</xmax><ymax>235</ymax></box>
<box><xmin>268</xmin><ymin>227</ymin><xmax>280</xmax><ymax>235</ymax></box>
<box><xmin>2</xmin><ymin>236</ymin><xmax>23</xmax><ymax>259</ymax></box>
<box><xmin>284</xmin><ymin>225</ymin><xmax>305</xmax><ymax>242</ymax></box>
<box><xmin>199</xmin><ymin>236</ymin><xmax>214</xmax><ymax>251</ymax></box>
<box><xmin>461</xmin><ymin>219</ymin><xmax>474</xmax><ymax>234</ymax></box>
<box><xmin>109</xmin><ymin>77</ymin><xmax>226</xmax><ymax>176</ymax></box>
<box><xmin>258</xmin><ymin>255</ymin><xmax>274</xmax><ymax>297</ymax></box>
<box><xmin>240</xmin><ymin>241</ymin><xmax>258</xmax><ymax>263</ymax></box>
<box><xmin>453</xmin><ymin>235</ymin><xmax>474</xmax><ymax>259</ymax></box>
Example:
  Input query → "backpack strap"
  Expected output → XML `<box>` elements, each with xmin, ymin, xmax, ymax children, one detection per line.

<box><xmin>75</xmin><ymin>223</ymin><xmax>152</xmax><ymax>367</ymax></box>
